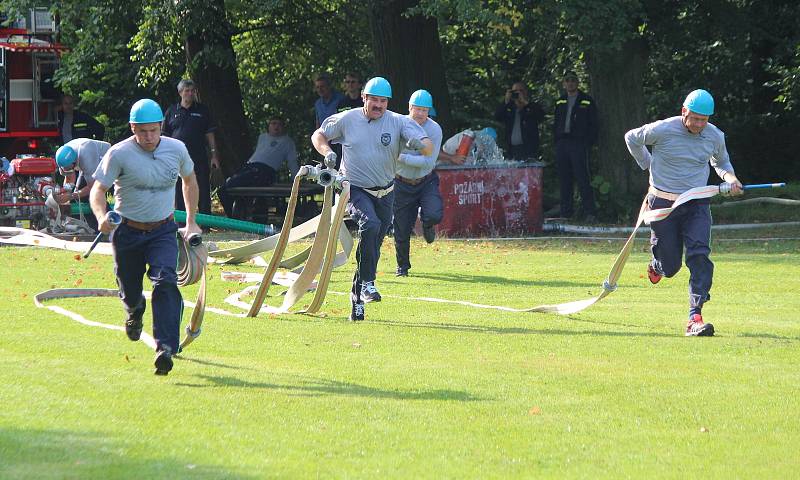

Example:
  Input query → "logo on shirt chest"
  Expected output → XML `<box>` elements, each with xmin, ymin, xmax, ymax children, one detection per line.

<box><xmin>380</xmin><ymin>133</ymin><xmax>392</xmax><ymax>146</ymax></box>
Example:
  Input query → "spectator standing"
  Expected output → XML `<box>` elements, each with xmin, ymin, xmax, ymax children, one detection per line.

<box><xmin>311</xmin><ymin>77</ymin><xmax>432</xmax><ymax>321</ymax></box>
<box><xmin>90</xmin><ymin>99</ymin><xmax>201</xmax><ymax>375</ymax></box>
<box><xmin>162</xmin><ymin>79</ymin><xmax>219</xmax><ymax>216</ymax></box>
<box><xmin>393</xmin><ymin>89</ymin><xmax>443</xmax><ymax>277</ymax></box>
<box><xmin>313</xmin><ymin>73</ymin><xmax>345</xmax><ymax>128</ymax></box>
<box><xmin>337</xmin><ymin>72</ymin><xmax>364</xmax><ymax>112</ymax></box>
<box><xmin>554</xmin><ymin>70</ymin><xmax>598</xmax><ymax>221</ymax></box>
<box><xmin>494</xmin><ymin>81</ymin><xmax>544</xmax><ymax>162</ymax></box>
<box><xmin>218</xmin><ymin>117</ymin><xmax>299</xmax><ymax>219</ymax></box>
<box><xmin>624</xmin><ymin>89</ymin><xmax>742</xmax><ymax>336</ymax></box>
<box><xmin>57</xmin><ymin>94</ymin><xmax>105</xmax><ymax>144</ymax></box>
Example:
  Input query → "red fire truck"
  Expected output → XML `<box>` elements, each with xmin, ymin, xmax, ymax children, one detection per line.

<box><xmin>0</xmin><ymin>8</ymin><xmax>66</xmax><ymax>228</ymax></box>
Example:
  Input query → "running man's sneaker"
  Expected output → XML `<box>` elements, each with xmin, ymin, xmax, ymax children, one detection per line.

<box><xmin>396</xmin><ymin>267</ymin><xmax>408</xmax><ymax>277</ymax></box>
<box><xmin>360</xmin><ymin>281</ymin><xmax>382</xmax><ymax>303</ymax></box>
<box><xmin>349</xmin><ymin>302</ymin><xmax>365</xmax><ymax>321</ymax></box>
<box><xmin>422</xmin><ymin>223</ymin><xmax>436</xmax><ymax>244</ymax></box>
<box><xmin>647</xmin><ymin>264</ymin><xmax>663</xmax><ymax>284</ymax></box>
<box><xmin>125</xmin><ymin>298</ymin><xmax>146</xmax><ymax>341</ymax></box>
<box><xmin>685</xmin><ymin>314</ymin><xmax>714</xmax><ymax>337</ymax></box>
<box><xmin>153</xmin><ymin>348</ymin><xmax>174</xmax><ymax>375</ymax></box>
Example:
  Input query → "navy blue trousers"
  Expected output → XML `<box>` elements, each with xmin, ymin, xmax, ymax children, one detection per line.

<box><xmin>556</xmin><ymin>139</ymin><xmax>596</xmax><ymax>217</ymax></box>
<box><xmin>649</xmin><ymin>195</ymin><xmax>713</xmax><ymax>316</ymax></box>
<box><xmin>392</xmin><ymin>174</ymin><xmax>443</xmax><ymax>271</ymax></box>
<box><xmin>112</xmin><ymin>221</ymin><xmax>183</xmax><ymax>353</ymax></box>
<box><xmin>348</xmin><ymin>186</ymin><xmax>394</xmax><ymax>300</ymax></box>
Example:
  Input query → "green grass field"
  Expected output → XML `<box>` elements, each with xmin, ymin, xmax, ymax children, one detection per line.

<box><xmin>1</xmin><ymin>229</ymin><xmax>798</xmax><ymax>478</ymax></box>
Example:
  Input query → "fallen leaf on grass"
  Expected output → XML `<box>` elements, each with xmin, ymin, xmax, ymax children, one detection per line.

<box><xmin>74</xmin><ymin>254</ymin><xmax>82</xmax><ymax>261</ymax></box>
<box><xmin>528</xmin><ymin>406</ymin><xmax>542</xmax><ymax>415</ymax></box>
<box><xmin>74</xmin><ymin>279</ymin><xmax>83</xmax><ymax>286</ymax></box>
<box><xmin>124</xmin><ymin>354</ymin><xmax>130</xmax><ymax>362</ymax></box>
<box><xmin>700</xmin><ymin>426</ymin><xmax>709</xmax><ymax>433</ymax></box>
<box><xmin>352</xmin><ymin>342</ymin><xmax>361</xmax><ymax>348</ymax></box>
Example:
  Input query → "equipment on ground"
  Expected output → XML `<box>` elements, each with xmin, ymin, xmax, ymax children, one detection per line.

<box><xmin>0</xmin><ymin>156</ymin><xmax>61</xmax><ymax>230</ymax></box>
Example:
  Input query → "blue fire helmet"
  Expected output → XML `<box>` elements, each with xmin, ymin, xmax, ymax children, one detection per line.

<box><xmin>56</xmin><ymin>144</ymin><xmax>77</xmax><ymax>168</ymax></box>
<box><xmin>129</xmin><ymin>99</ymin><xmax>164</xmax><ymax>124</ymax></box>
<box><xmin>683</xmin><ymin>89</ymin><xmax>714</xmax><ymax>116</ymax></box>
<box><xmin>363</xmin><ymin>77</ymin><xmax>392</xmax><ymax>98</ymax></box>
<box><xmin>480</xmin><ymin>127</ymin><xmax>497</xmax><ymax>140</ymax></box>
<box><xmin>409</xmin><ymin>89</ymin><xmax>433</xmax><ymax>108</ymax></box>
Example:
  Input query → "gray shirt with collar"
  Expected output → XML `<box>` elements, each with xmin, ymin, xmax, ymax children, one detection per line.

<box><xmin>624</xmin><ymin>116</ymin><xmax>735</xmax><ymax>194</ymax></box>
<box><xmin>396</xmin><ymin>117</ymin><xmax>442</xmax><ymax>179</ymax></box>
<box><xmin>318</xmin><ymin>108</ymin><xmax>428</xmax><ymax>188</ymax></box>
<box><xmin>93</xmin><ymin>136</ymin><xmax>194</xmax><ymax>222</ymax></box>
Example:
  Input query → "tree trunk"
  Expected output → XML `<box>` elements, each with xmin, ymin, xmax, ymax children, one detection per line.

<box><xmin>586</xmin><ymin>38</ymin><xmax>649</xmax><ymax>204</ymax></box>
<box><xmin>369</xmin><ymin>0</ymin><xmax>452</xmax><ymax>133</ymax></box>
<box><xmin>182</xmin><ymin>0</ymin><xmax>251</xmax><ymax>181</ymax></box>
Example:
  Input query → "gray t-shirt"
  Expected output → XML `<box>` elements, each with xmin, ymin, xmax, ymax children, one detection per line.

<box><xmin>93</xmin><ymin>136</ymin><xmax>194</xmax><ymax>222</ymax></box>
<box><xmin>65</xmin><ymin>138</ymin><xmax>111</xmax><ymax>180</ymax></box>
<box><xmin>248</xmin><ymin>133</ymin><xmax>299</xmax><ymax>177</ymax></box>
<box><xmin>318</xmin><ymin>108</ymin><xmax>428</xmax><ymax>188</ymax></box>
<box><xmin>396</xmin><ymin>117</ymin><xmax>442</xmax><ymax>179</ymax></box>
<box><xmin>624</xmin><ymin>116</ymin><xmax>735</xmax><ymax>193</ymax></box>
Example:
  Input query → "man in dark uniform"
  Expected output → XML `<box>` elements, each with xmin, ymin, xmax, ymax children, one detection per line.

<box><xmin>162</xmin><ymin>79</ymin><xmax>219</xmax><ymax>216</ymax></box>
<box><xmin>553</xmin><ymin>70</ymin><xmax>598</xmax><ymax>221</ymax></box>
<box><xmin>494</xmin><ymin>81</ymin><xmax>545</xmax><ymax>162</ymax></box>
<box><xmin>57</xmin><ymin>94</ymin><xmax>105</xmax><ymax>144</ymax></box>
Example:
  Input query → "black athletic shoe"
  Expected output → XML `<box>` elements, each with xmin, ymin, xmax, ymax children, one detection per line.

<box><xmin>422</xmin><ymin>223</ymin><xmax>436</xmax><ymax>244</ymax></box>
<box><xmin>685</xmin><ymin>314</ymin><xmax>714</xmax><ymax>337</ymax></box>
<box><xmin>349</xmin><ymin>302</ymin><xmax>365</xmax><ymax>321</ymax></box>
<box><xmin>125</xmin><ymin>298</ymin><xmax>145</xmax><ymax>341</ymax></box>
<box><xmin>396</xmin><ymin>267</ymin><xmax>408</xmax><ymax>277</ymax></box>
<box><xmin>360</xmin><ymin>281</ymin><xmax>382</xmax><ymax>303</ymax></box>
<box><xmin>154</xmin><ymin>348</ymin><xmax>174</xmax><ymax>376</ymax></box>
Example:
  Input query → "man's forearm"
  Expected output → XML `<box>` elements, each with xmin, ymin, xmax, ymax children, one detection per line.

<box><xmin>89</xmin><ymin>183</ymin><xmax>108</xmax><ymax>221</ymax></box>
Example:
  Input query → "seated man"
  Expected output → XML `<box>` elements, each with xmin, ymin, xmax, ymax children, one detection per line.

<box><xmin>54</xmin><ymin>138</ymin><xmax>112</xmax><ymax>231</ymax></box>
<box><xmin>437</xmin><ymin>127</ymin><xmax>501</xmax><ymax>166</ymax></box>
<box><xmin>218</xmin><ymin>116</ymin><xmax>299</xmax><ymax>219</ymax></box>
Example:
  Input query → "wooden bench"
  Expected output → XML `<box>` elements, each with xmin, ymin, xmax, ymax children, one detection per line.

<box><xmin>224</xmin><ymin>183</ymin><xmax>325</xmax><ymax>224</ymax></box>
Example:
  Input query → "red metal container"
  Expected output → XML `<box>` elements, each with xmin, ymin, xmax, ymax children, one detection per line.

<box><xmin>435</xmin><ymin>163</ymin><xmax>543</xmax><ymax>237</ymax></box>
<box><xmin>11</xmin><ymin>156</ymin><xmax>57</xmax><ymax>175</ymax></box>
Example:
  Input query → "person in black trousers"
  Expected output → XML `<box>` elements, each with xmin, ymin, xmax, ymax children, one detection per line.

<box><xmin>553</xmin><ymin>71</ymin><xmax>598</xmax><ymax>221</ymax></box>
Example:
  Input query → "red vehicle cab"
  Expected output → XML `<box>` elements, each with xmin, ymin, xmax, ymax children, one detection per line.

<box><xmin>0</xmin><ymin>9</ymin><xmax>66</xmax><ymax>229</ymax></box>
<box><xmin>0</xmin><ymin>8</ymin><xmax>65</xmax><ymax>159</ymax></box>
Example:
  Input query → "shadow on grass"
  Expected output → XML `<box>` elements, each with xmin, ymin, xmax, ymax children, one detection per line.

<box><xmin>401</xmin><ymin>272</ymin><xmax>603</xmax><ymax>289</ymax></box>
<box><xmin>0</xmin><ymin>428</ymin><xmax>251</xmax><ymax>479</ymax></box>
<box><xmin>176</xmin><ymin>355</ymin><xmax>256</xmax><ymax>370</ymax></box>
<box><xmin>177</xmin><ymin>375</ymin><xmax>483</xmax><ymax>402</ymax></box>
<box><xmin>370</xmin><ymin>318</ymin><xmax>677</xmax><ymax>338</ymax></box>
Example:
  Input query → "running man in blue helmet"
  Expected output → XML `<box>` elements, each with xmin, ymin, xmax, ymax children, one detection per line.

<box><xmin>393</xmin><ymin>89</ymin><xmax>444</xmax><ymax>277</ymax></box>
<box><xmin>311</xmin><ymin>77</ymin><xmax>433</xmax><ymax>321</ymax></box>
<box><xmin>624</xmin><ymin>89</ymin><xmax>743</xmax><ymax>337</ymax></box>
<box><xmin>90</xmin><ymin>98</ymin><xmax>201</xmax><ymax>375</ymax></box>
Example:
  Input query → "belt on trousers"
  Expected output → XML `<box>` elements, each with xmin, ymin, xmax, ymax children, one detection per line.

<box><xmin>395</xmin><ymin>172</ymin><xmax>432</xmax><ymax>186</ymax></box>
<box><xmin>361</xmin><ymin>182</ymin><xmax>394</xmax><ymax>198</ymax></box>
<box><xmin>648</xmin><ymin>186</ymin><xmax>681</xmax><ymax>202</ymax></box>
<box><xmin>122</xmin><ymin>214</ymin><xmax>174</xmax><ymax>231</ymax></box>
